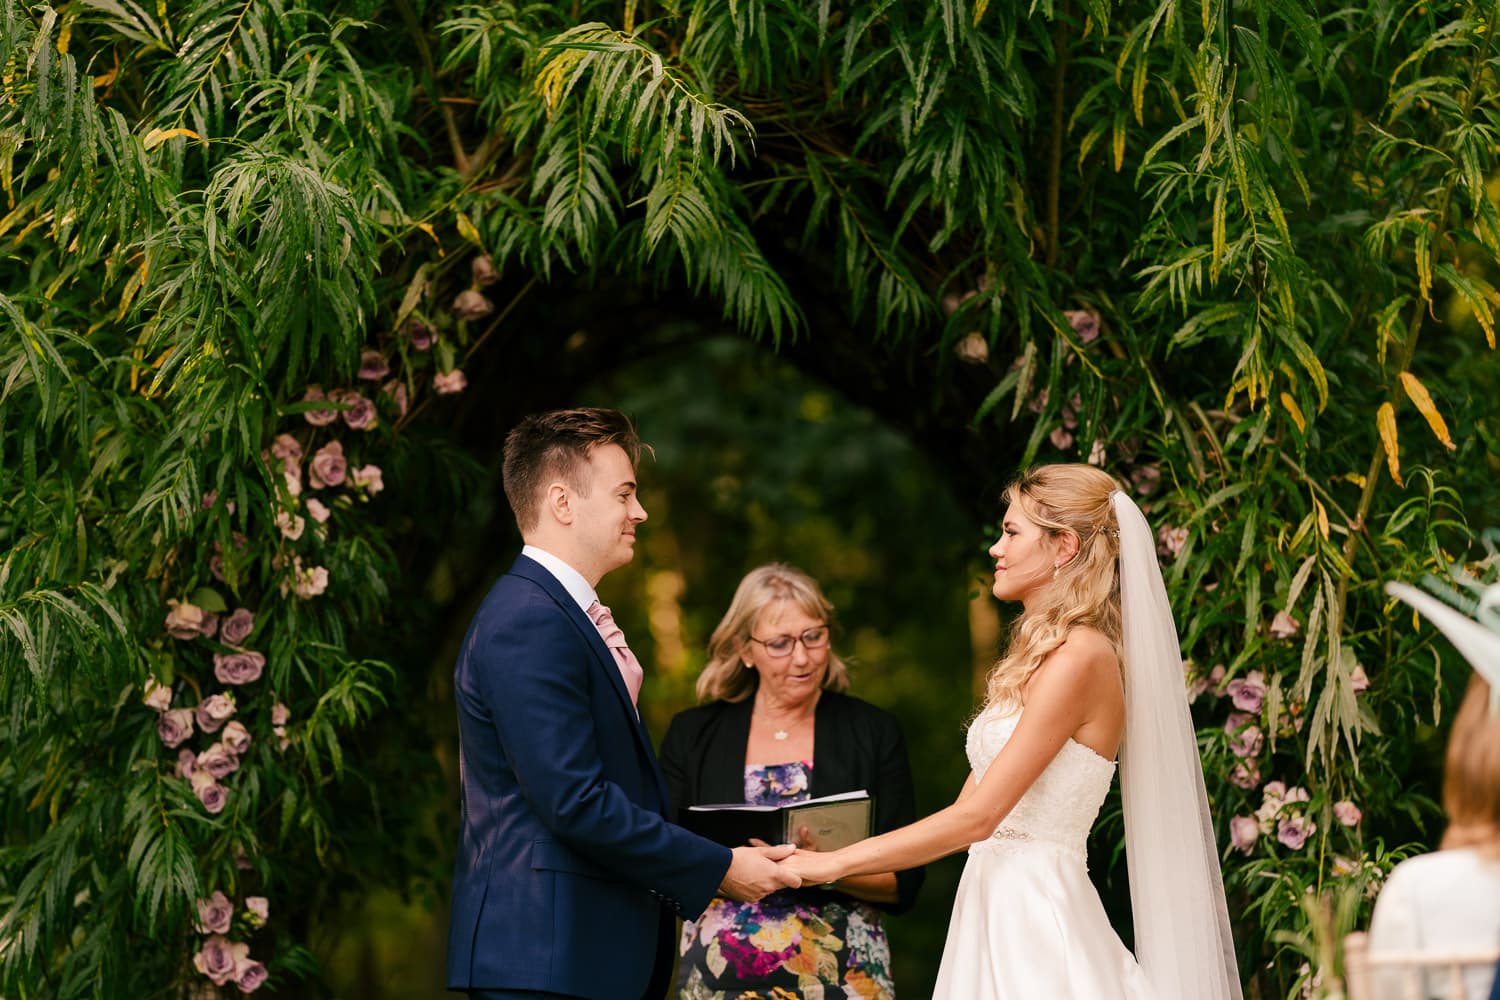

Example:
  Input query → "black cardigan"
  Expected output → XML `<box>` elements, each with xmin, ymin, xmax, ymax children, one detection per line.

<box><xmin>658</xmin><ymin>689</ymin><xmax>925</xmax><ymax>915</ymax></box>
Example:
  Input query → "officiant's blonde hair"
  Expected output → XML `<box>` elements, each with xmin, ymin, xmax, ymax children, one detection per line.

<box><xmin>1441</xmin><ymin>676</ymin><xmax>1500</xmax><ymax>857</ymax></box>
<box><xmin>984</xmin><ymin>464</ymin><xmax>1124</xmax><ymax>711</ymax></box>
<box><xmin>697</xmin><ymin>563</ymin><xmax>851</xmax><ymax>703</ymax></box>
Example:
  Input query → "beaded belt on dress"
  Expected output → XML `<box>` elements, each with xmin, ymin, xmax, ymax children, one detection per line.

<box><xmin>967</xmin><ymin>827</ymin><xmax>1088</xmax><ymax>864</ymax></box>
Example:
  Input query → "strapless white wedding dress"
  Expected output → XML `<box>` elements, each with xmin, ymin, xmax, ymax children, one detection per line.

<box><xmin>932</xmin><ymin>704</ymin><xmax>1153</xmax><ymax>999</ymax></box>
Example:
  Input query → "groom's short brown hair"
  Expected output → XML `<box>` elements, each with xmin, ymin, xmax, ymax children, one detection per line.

<box><xmin>502</xmin><ymin>408</ymin><xmax>645</xmax><ymax>531</ymax></box>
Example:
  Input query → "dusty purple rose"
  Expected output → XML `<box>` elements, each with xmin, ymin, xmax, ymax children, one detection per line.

<box><xmin>275</xmin><ymin>508</ymin><xmax>305</xmax><ymax>541</ymax></box>
<box><xmin>1277</xmin><ymin>815</ymin><xmax>1316</xmax><ymax>850</ymax></box>
<box><xmin>158</xmin><ymin>708</ymin><xmax>195</xmax><ymax>748</ymax></box>
<box><xmin>451</xmin><ymin>289</ymin><xmax>494</xmax><ymax>321</ymax></box>
<box><xmin>1226</xmin><ymin>669</ymin><xmax>1267</xmax><ymax>713</ymax></box>
<box><xmin>953</xmin><ymin>332</ymin><xmax>989</xmax><ymax>364</ymax></box>
<box><xmin>220</xmin><ymin>608</ymin><xmax>255</xmax><ymax>646</ymax></box>
<box><xmin>1229</xmin><ymin>724</ymin><xmax>1264</xmax><ymax>760</ymax></box>
<box><xmin>1334</xmin><ymin>800</ymin><xmax>1362</xmax><ymax>827</ymax></box>
<box><xmin>305</xmin><ymin>497</ymin><xmax>331</xmax><ymax>524</ymax></box>
<box><xmin>271</xmin><ymin>702</ymin><xmax>290</xmax><ymax>726</ymax></box>
<box><xmin>176</xmin><ymin>748</ymin><xmax>197</xmax><ymax>779</ymax></box>
<box><xmin>235</xmin><ymin>957</ymin><xmax>268</xmax><ymax>993</ymax></box>
<box><xmin>351</xmin><ymin>464</ymin><xmax>384</xmax><ymax>495</ymax></box>
<box><xmin>1156</xmin><ymin>524</ymin><xmax>1189</xmax><ymax>558</ymax></box>
<box><xmin>196</xmin><ymin>742</ymin><xmax>239</xmax><ymax>779</ymax></box>
<box><xmin>433</xmin><ymin>368</ymin><xmax>468</xmax><ymax>395</ymax></box>
<box><xmin>358</xmin><ymin>349</ymin><xmax>390</xmax><ymax>381</ymax></box>
<box><xmin>221</xmin><ymin>720</ymin><xmax>252</xmax><ymax>756</ymax></box>
<box><xmin>308</xmin><ymin>441</ymin><xmax>347</xmax><ymax>489</ymax></box>
<box><xmin>196</xmin><ymin>694</ymin><xmax>236</xmax><ymax>734</ymax></box>
<box><xmin>1185</xmin><ymin>662</ymin><xmax>1209</xmax><ymax>703</ymax></box>
<box><xmin>283</xmin><ymin>464</ymin><xmax>302</xmax><ymax>498</ymax></box>
<box><xmin>199</xmin><ymin>611</ymin><xmax>220</xmax><ymax>639</ymax></box>
<box><xmin>301</xmin><ymin>385</ymin><xmax>339</xmax><ymax>426</ymax></box>
<box><xmin>1331</xmin><ymin>855</ymin><xmax>1358</xmax><ymax>877</ymax></box>
<box><xmin>1269</xmin><ymin>610</ymin><xmax>1300</xmax><ymax>639</ymax></box>
<box><xmin>165</xmin><ymin>600</ymin><xmax>208</xmax><ymax>640</ymax></box>
<box><xmin>1228</xmin><ymin>762</ymin><xmax>1261</xmax><ymax>789</ymax></box>
<box><xmin>402</xmin><ymin>317</ymin><xmax>435</xmax><ymax>350</ymax></box>
<box><xmin>269</xmin><ymin>433</ymin><xmax>302</xmax><ymax>467</ymax></box>
<box><xmin>193</xmin><ymin>776</ymin><xmax>228</xmax><ymax>815</ymax></box>
<box><xmin>1350</xmin><ymin>664</ymin><xmax>1370</xmax><ymax>692</ymax></box>
<box><xmin>214</xmin><ymin>651</ymin><xmax>265</xmax><ymax>686</ymax></box>
<box><xmin>143</xmin><ymin>675</ymin><xmax>172</xmax><ymax>712</ymax></box>
<box><xmin>196</xmin><ymin>891</ymin><xmax>233</xmax><ymax>935</ymax></box>
<box><xmin>1230</xmin><ymin>815</ymin><xmax>1259</xmax><ymax>854</ymax></box>
<box><xmin>1208</xmin><ymin>663</ymin><xmax>1228</xmax><ymax>695</ymax></box>
<box><xmin>1064</xmin><ymin>308</ymin><xmax>1101</xmax><ymax>343</ymax></box>
<box><xmin>1087</xmin><ymin>439</ymin><xmax>1107</xmax><ymax>466</ymax></box>
<box><xmin>335</xmin><ymin>389</ymin><xmax>378</xmax><ymax>430</ymax></box>
<box><xmin>193</xmin><ymin>934</ymin><xmax>238</xmax><ymax>985</ymax></box>
<box><xmin>244</xmin><ymin>896</ymin><xmax>269</xmax><ymax>928</ymax></box>
<box><xmin>1049</xmin><ymin>426</ymin><xmax>1075</xmax><ymax>451</ymax></box>
<box><xmin>382</xmin><ymin>377</ymin><xmax>410</xmax><ymax>417</ymax></box>
<box><xmin>291</xmin><ymin>562</ymin><xmax>329</xmax><ymax>599</ymax></box>
<box><xmin>471</xmin><ymin>254</ymin><xmax>500</xmax><ymax>287</ymax></box>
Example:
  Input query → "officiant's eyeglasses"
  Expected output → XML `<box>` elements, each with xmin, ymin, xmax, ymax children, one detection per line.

<box><xmin>749</xmin><ymin>626</ymin><xmax>830</xmax><ymax>657</ymax></box>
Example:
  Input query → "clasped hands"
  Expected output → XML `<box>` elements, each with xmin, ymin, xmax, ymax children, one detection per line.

<box><xmin>717</xmin><ymin>826</ymin><xmax>844</xmax><ymax>903</ymax></box>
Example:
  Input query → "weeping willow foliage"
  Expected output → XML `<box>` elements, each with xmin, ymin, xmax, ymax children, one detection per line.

<box><xmin>2</xmin><ymin>0</ymin><xmax>1498</xmax><ymax>995</ymax></box>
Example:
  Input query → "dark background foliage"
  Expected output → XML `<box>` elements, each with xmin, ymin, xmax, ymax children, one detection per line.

<box><xmin>3</xmin><ymin>0</ymin><xmax>1500</xmax><ymax>996</ymax></box>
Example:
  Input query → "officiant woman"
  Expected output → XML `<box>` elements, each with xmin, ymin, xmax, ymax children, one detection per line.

<box><xmin>659</xmin><ymin>563</ymin><xmax>924</xmax><ymax>998</ymax></box>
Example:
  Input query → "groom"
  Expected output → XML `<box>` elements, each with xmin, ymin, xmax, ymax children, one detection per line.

<box><xmin>446</xmin><ymin>407</ymin><xmax>798</xmax><ymax>999</ymax></box>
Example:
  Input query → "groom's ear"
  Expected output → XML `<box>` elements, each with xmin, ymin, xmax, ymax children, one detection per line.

<box><xmin>544</xmin><ymin>481</ymin><xmax>574</xmax><ymax>525</ymax></box>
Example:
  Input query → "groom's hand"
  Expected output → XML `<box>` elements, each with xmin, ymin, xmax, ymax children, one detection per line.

<box><xmin>719</xmin><ymin>843</ymin><xmax>801</xmax><ymax>902</ymax></box>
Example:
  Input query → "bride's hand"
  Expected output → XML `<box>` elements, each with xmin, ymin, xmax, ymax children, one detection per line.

<box><xmin>782</xmin><ymin>847</ymin><xmax>841</xmax><ymax>888</ymax></box>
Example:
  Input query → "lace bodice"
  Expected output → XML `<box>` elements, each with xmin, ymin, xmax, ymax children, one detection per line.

<box><xmin>964</xmin><ymin>703</ymin><xmax>1116</xmax><ymax>862</ymax></box>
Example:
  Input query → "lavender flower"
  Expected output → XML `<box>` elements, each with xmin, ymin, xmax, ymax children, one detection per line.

<box><xmin>158</xmin><ymin>708</ymin><xmax>195</xmax><ymax>748</ymax></box>
<box><xmin>451</xmin><ymin>289</ymin><xmax>493</xmax><ymax>321</ymax></box>
<box><xmin>358</xmin><ymin>349</ymin><xmax>390</xmax><ymax>381</ymax></box>
<box><xmin>214</xmin><ymin>651</ymin><xmax>265</xmax><ymax>686</ymax></box>
<box><xmin>220</xmin><ymin>608</ymin><xmax>255</xmax><ymax>646</ymax></box>
<box><xmin>176</xmin><ymin>749</ymin><xmax>197</xmax><ymax>779</ymax></box>
<box><xmin>269</xmin><ymin>433</ymin><xmax>303</xmax><ymax>466</ymax></box>
<box><xmin>402</xmin><ymin>317</ymin><xmax>435</xmax><ymax>350</ymax></box>
<box><xmin>1277</xmin><ymin>815</ymin><xmax>1316</xmax><ymax>850</ymax></box>
<box><xmin>244</xmin><ymin>896</ymin><xmax>269</xmax><ymax>928</ymax></box>
<box><xmin>1230</xmin><ymin>816</ymin><xmax>1259</xmax><ymax>854</ymax></box>
<box><xmin>1269</xmin><ymin>610</ymin><xmax>1300</xmax><ymax>639</ymax></box>
<box><xmin>193</xmin><ymin>935</ymin><xmax>238</xmax><ymax>986</ymax></box>
<box><xmin>335</xmin><ymin>389</ymin><xmax>377</xmax><ymax>431</ymax></box>
<box><xmin>196</xmin><ymin>694</ymin><xmax>236</xmax><ymax>734</ymax></box>
<box><xmin>235</xmin><ymin>957</ymin><xmax>268</xmax><ymax>993</ymax></box>
<box><xmin>471</xmin><ymin>254</ymin><xmax>500</xmax><ymax>287</ymax></box>
<box><xmin>165</xmin><ymin>600</ymin><xmax>208</xmax><ymax>640</ymax></box>
<box><xmin>196</xmin><ymin>742</ymin><xmax>239</xmax><ymax>779</ymax></box>
<box><xmin>305</xmin><ymin>497</ymin><xmax>331</xmax><ymax>524</ymax></box>
<box><xmin>308</xmin><ymin>441</ymin><xmax>347</xmax><ymax>489</ymax></box>
<box><xmin>433</xmin><ymin>368</ymin><xmax>468</xmax><ymax>395</ymax></box>
<box><xmin>221</xmin><ymin>720</ymin><xmax>252</xmax><ymax>756</ymax></box>
<box><xmin>1334</xmin><ymin>800</ymin><xmax>1362</xmax><ymax>827</ymax></box>
<box><xmin>1226</xmin><ymin>670</ymin><xmax>1267</xmax><ymax>713</ymax></box>
<box><xmin>196</xmin><ymin>891</ymin><xmax>233</xmax><ymax>935</ymax></box>
<box><xmin>143</xmin><ymin>675</ymin><xmax>172</xmax><ymax>712</ymax></box>
<box><xmin>1064</xmin><ymin>308</ymin><xmax>1101</xmax><ymax>343</ymax></box>
<box><xmin>301</xmin><ymin>386</ymin><xmax>339</xmax><ymax>426</ymax></box>
<box><xmin>351</xmin><ymin>464</ymin><xmax>384</xmax><ymax>495</ymax></box>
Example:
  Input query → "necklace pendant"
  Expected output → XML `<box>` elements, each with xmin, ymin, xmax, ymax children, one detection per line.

<box><xmin>773</xmin><ymin>729</ymin><xmax>789</xmax><ymax>741</ymax></box>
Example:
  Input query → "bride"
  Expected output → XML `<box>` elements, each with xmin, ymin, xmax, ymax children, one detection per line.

<box><xmin>784</xmin><ymin>464</ymin><xmax>1242</xmax><ymax>998</ymax></box>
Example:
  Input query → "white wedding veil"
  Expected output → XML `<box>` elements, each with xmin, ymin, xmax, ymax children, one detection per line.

<box><xmin>1112</xmin><ymin>490</ymin><xmax>1243</xmax><ymax>1000</ymax></box>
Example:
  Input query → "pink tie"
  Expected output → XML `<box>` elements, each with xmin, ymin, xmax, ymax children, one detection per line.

<box><xmin>587</xmin><ymin>601</ymin><xmax>644</xmax><ymax>709</ymax></box>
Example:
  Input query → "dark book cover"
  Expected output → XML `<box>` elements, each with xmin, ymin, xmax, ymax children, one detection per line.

<box><xmin>679</xmin><ymin>790</ymin><xmax>873</xmax><ymax>851</ymax></box>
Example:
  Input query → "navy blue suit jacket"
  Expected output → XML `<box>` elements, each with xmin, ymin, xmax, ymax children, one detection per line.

<box><xmin>446</xmin><ymin>554</ymin><xmax>732</xmax><ymax>997</ymax></box>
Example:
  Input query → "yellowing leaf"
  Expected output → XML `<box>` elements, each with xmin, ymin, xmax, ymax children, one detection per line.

<box><xmin>415</xmin><ymin>222</ymin><xmax>445</xmax><ymax>256</ymax></box>
<box><xmin>1314</xmin><ymin>497</ymin><xmax>1329</xmax><ymax>540</ymax></box>
<box><xmin>973</xmin><ymin>0</ymin><xmax>991</xmax><ymax>26</ymax></box>
<box><xmin>143</xmin><ymin>127</ymin><xmax>202</xmax><ymax>150</ymax></box>
<box><xmin>1399</xmin><ymin>371</ymin><xmax>1457</xmax><ymax>451</ymax></box>
<box><xmin>1377</xmin><ymin>401</ymin><xmax>1403</xmax><ymax>487</ymax></box>
<box><xmin>455</xmin><ymin>211</ymin><xmax>481</xmax><ymax>246</ymax></box>
<box><xmin>1280</xmin><ymin>391</ymin><xmax>1305</xmax><ymax>433</ymax></box>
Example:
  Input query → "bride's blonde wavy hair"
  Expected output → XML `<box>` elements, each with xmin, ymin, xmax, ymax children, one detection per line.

<box><xmin>984</xmin><ymin>464</ymin><xmax>1124</xmax><ymax>711</ymax></box>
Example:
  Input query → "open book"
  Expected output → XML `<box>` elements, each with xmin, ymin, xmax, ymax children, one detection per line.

<box><xmin>680</xmin><ymin>790</ymin><xmax>873</xmax><ymax>852</ymax></box>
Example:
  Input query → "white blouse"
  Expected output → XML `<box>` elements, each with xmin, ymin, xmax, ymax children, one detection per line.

<box><xmin>1367</xmin><ymin>848</ymin><xmax>1500</xmax><ymax>999</ymax></box>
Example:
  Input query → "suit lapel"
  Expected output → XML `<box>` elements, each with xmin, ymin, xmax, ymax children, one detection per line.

<box><xmin>508</xmin><ymin>555</ymin><xmax>668</xmax><ymax>804</ymax></box>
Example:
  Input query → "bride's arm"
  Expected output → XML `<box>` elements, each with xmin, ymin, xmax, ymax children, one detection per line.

<box><xmin>782</xmin><ymin>641</ymin><xmax>1109</xmax><ymax>884</ymax></box>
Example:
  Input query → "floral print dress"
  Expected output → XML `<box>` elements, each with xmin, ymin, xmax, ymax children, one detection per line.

<box><xmin>674</xmin><ymin>761</ymin><xmax>896</xmax><ymax>1000</ymax></box>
